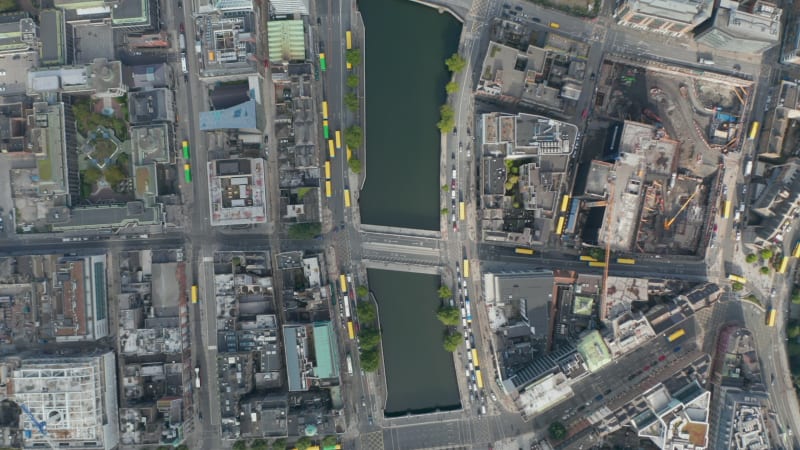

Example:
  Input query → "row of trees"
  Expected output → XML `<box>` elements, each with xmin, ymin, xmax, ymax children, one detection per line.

<box><xmin>436</xmin><ymin>53</ymin><xmax>466</xmax><ymax>133</ymax></box>
<box><xmin>230</xmin><ymin>435</ymin><xmax>338</xmax><ymax>450</ymax></box>
<box><xmin>354</xmin><ymin>284</ymin><xmax>382</xmax><ymax>372</ymax></box>
<box><xmin>343</xmin><ymin>49</ymin><xmax>364</xmax><ymax>174</ymax></box>
<box><xmin>434</xmin><ymin>284</ymin><xmax>462</xmax><ymax>352</ymax></box>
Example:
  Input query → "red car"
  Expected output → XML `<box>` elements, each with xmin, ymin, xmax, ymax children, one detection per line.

<box><xmin>180</xmin><ymin>23</ymin><xmax>185</xmax><ymax>33</ymax></box>
<box><xmin>453</xmin><ymin>223</ymin><xmax>458</xmax><ymax>232</ymax></box>
<box><xmin>658</xmin><ymin>354</ymin><xmax>666</xmax><ymax>361</ymax></box>
<box><xmin>643</xmin><ymin>365</ymin><xmax>651</xmax><ymax>371</ymax></box>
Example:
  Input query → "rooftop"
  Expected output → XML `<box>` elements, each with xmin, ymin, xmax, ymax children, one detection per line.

<box><xmin>128</xmin><ymin>88</ymin><xmax>175</xmax><ymax>124</ymax></box>
<box><xmin>8</xmin><ymin>352</ymin><xmax>119</xmax><ymax>450</ymax></box>
<box><xmin>200</xmin><ymin>99</ymin><xmax>258</xmax><ymax>131</ymax></box>
<box><xmin>576</xmin><ymin>330</ymin><xmax>612</xmax><ymax>372</ymax></box>
<box><xmin>208</xmin><ymin>158</ymin><xmax>268</xmax><ymax>226</ymax></box>
<box><xmin>39</xmin><ymin>10</ymin><xmax>65</xmax><ymax>66</ymax></box>
<box><xmin>267</xmin><ymin>20</ymin><xmax>305</xmax><ymax>62</ymax></box>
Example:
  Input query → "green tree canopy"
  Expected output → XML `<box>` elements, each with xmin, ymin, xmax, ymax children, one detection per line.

<box><xmin>441</xmin><ymin>208</ymin><xmax>449</xmax><ymax>215</ymax></box>
<box><xmin>441</xmin><ymin>184</ymin><xmax>450</xmax><ymax>192</ymax></box>
<box><xmin>760</xmin><ymin>248</ymin><xmax>774</xmax><ymax>260</ymax></box>
<box><xmin>321</xmin><ymin>435</ymin><xmax>338</xmax><ymax>447</ymax></box>
<box><xmin>359</xmin><ymin>328</ymin><xmax>381</xmax><ymax>349</ymax></box>
<box><xmin>0</xmin><ymin>0</ymin><xmax>17</xmax><ymax>12</ymax></box>
<box><xmin>295</xmin><ymin>436</ymin><xmax>312</xmax><ymax>450</ymax></box>
<box><xmin>346</xmin><ymin>49</ymin><xmax>362</xmax><ymax>66</ymax></box>
<box><xmin>345</xmin><ymin>125</ymin><xmax>363</xmax><ymax>149</ymax></box>
<box><xmin>789</xmin><ymin>325</ymin><xmax>800</xmax><ymax>339</ymax></box>
<box><xmin>588</xmin><ymin>248</ymin><xmax>605</xmax><ymax>261</ymax></box>
<box><xmin>445</xmin><ymin>53</ymin><xmax>466</xmax><ymax>72</ymax></box>
<box><xmin>792</xmin><ymin>290</ymin><xmax>800</xmax><ymax>304</ymax></box>
<box><xmin>271</xmin><ymin>438</ymin><xmax>287</xmax><ymax>450</ymax></box>
<box><xmin>344</xmin><ymin>92</ymin><xmax>359</xmax><ymax>112</ymax></box>
<box><xmin>251</xmin><ymin>439</ymin><xmax>268</xmax><ymax>450</ymax></box>
<box><xmin>732</xmin><ymin>282</ymin><xmax>744</xmax><ymax>291</ymax></box>
<box><xmin>104</xmin><ymin>166</ymin><xmax>127</xmax><ymax>187</ymax></box>
<box><xmin>745</xmin><ymin>253</ymin><xmax>758</xmax><ymax>263</ymax></box>
<box><xmin>348</xmin><ymin>157</ymin><xmax>362</xmax><ymax>173</ymax></box>
<box><xmin>82</xmin><ymin>167</ymin><xmax>103</xmax><ymax>185</ymax></box>
<box><xmin>445</xmin><ymin>81</ymin><xmax>459</xmax><ymax>94</ymax></box>
<box><xmin>548</xmin><ymin>421</ymin><xmax>567</xmax><ymax>440</ymax></box>
<box><xmin>437</xmin><ymin>306</ymin><xmax>460</xmax><ymax>326</ymax></box>
<box><xmin>443</xmin><ymin>331</ymin><xmax>462</xmax><ymax>352</ymax></box>
<box><xmin>346</xmin><ymin>74</ymin><xmax>359</xmax><ymax>89</ymax></box>
<box><xmin>437</xmin><ymin>104</ymin><xmax>455</xmax><ymax>133</ymax></box>
<box><xmin>288</xmin><ymin>222</ymin><xmax>322</xmax><ymax>240</ymax></box>
<box><xmin>357</xmin><ymin>301</ymin><xmax>377</xmax><ymax>323</ymax></box>
<box><xmin>438</xmin><ymin>285</ymin><xmax>452</xmax><ymax>299</ymax></box>
<box><xmin>356</xmin><ymin>285</ymin><xmax>369</xmax><ymax>298</ymax></box>
<box><xmin>233</xmin><ymin>440</ymin><xmax>248</xmax><ymax>450</ymax></box>
<box><xmin>360</xmin><ymin>348</ymin><xmax>380</xmax><ymax>372</ymax></box>
<box><xmin>760</xmin><ymin>266</ymin><xmax>771</xmax><ymax>275</ymax></box>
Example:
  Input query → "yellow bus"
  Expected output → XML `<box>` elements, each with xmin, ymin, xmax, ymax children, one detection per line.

<box><xmin>325</xmin><ymin>181</ymin><xmax>332</xmax><ymax>198</ymax></box>
<box><xmin>191</xmin><ymin>285</ymin><xmax>198</xmax><ymax>304</ymax></box>
<box><xmin>794</xmin><ymin>241</ymin><xmax>800</xmax><ymax>258</ymax></box>
<box><xmin>344</xmin><ymin>189</ymin><xmax>351</xmax><ymax>208</ymax></box>
<box><xmin>463</xmin><ymin>259</ymin><xmax>470</xmax><ymax>278</ymax></box>
<box><xmin>346</xmin><ymin>145</ymin><xmax>352</xmax><ymax>161</ymax></box>
<box><xmin>346</xmin><ymin>31</ymin><xmax>352</xmax><ymax>50</ymax></box>
<box><xmin>589</xmin><ymin>261</ymin><xmax>606</xmax><ymax>268</ymax></box>
<box><xmin>347</xmin><ymin>321</ymin><xmax>355</xmax><ymax>340</ymax></box>
<box><xmin>723</xmin><ymin>200</ymin><xmax>732</xmax><ymax>219</ymax></box>
<box><xmin>556</xmin><ymin>216</ymin><xmax>565</xmax><ymax>235</ymax></box>
<box><xmin>667</xmin><ymin>329</ymin><xmax>685</xmax><ymax>342</ymax></box>
<box><xmin>339</xmin><ymin>274</ymin><xmax>348</xmax><ymax>293</ymax></box>
<box><xmin>767</xmin><ymin>308</ymin><xmax>777</xmax><ymax>327</ymax></box>
<box><xmin>549</xmin><ymin>21</ymin><xmax>560</xmax><ymax>29</ymax></box>
<box><xmin>324</xmin><ymin>161</ymin><xmax>331</xmax><ymax>179</ymax></box>
<box><xmin>749</xmin><ymin>121</ymin><xmax>759</xmax><ymax>140</ymax></box>
<box><xmin>617</xmin><ymin>258</ymin><xmax>636</xmax><ymax>265</ymax></box>
<box><xmin>579</xmin><ymin>255</ymin><xmax>597</xmax><ymax>262</ymax></box>
<box><xmin>515</xmin><ymin>247</ymin><xmax>534</xmax><ymax>255</ymax></box>
<box><xmin>471</xmin><ymin>349</ymin><xmax>480</xmax><ymax>367</ymax></box>
<box><xmin>728</xmin><ymin>274</ymin><xmax>747</xmax><ymax>284</ymax></box>
<box><xmin>779</xmin><ymin>256</ymin><xmax>790</xmax><ymax>274</ymax></box>
<box><xmin>335</xmin><ymin>130</ymin><xmax>342</xmax><ymax>149</ymax></box>
<box><xmin>328</xmin><ymin>140</ymin><xmax>335</xmax><ymax>158</ymax></box>
<box><xmin>560</xmin><ymin>194</ymin><xmax>570</xmax><ymax>212</ymax></box>
<box><xmin>322</xmin><ymin>101</ymin><xmax>329</xmax><ymax>120</ymax></box>
<box><xmin>459</xmin><ymin>201</ymin><xmax>465</xmax><ymax>221</ymax></box>
<box><xmin>475</xmin><ymin>369</ymin><xmax>484</xmax><ymax>389</ymax></box>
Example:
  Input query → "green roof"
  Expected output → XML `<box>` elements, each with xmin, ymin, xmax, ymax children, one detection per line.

<box><xmin>576</xmin><ymin>330</ymin><xmax>612</xmax><ymax>372</ymax></box>
<box><xmin>312</xmin><ymin>322</ymin><xmax>339</xmax><ymax>379</ymax></box>
<box><xmin>267</xmin><ymin>20</ymin><xmax>305</xmax><ymax>62</ymax></box>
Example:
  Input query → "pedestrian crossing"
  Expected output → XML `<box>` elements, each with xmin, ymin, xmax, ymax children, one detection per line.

<box><xmin>361</xmin><ymin>430</ymin><xmax>384</xmax><ymax>450</ymax></box>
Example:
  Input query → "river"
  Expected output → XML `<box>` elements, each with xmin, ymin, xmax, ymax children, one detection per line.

<box><xmin>368</xmin><ymin>269</ymin><xmax>461</xmax><ymax>415</ymax></box>
<box><xmin>358</xmin><ymin>0</ymin><xmax>461</xmax><ymax>230</ymax></box>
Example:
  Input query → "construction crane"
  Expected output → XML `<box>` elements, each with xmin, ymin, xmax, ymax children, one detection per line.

<box><xmin>664</xmin><ymin>187</ymin><xmax>701</xmax><ymax>231</ymax></box>
<box><xmin>733</xmin><ymin>87</ymin><xmax>745</xmax><ymax>105</ymax></box>
<box><xmin>602</xmin><ymin>181</ymin><xmax>616</xmax><ymax>309</ymax></box>
<box><xmin>20</xmin><ymin>403</ymin><xmax>55</xmax><ymax>449</ymax></box>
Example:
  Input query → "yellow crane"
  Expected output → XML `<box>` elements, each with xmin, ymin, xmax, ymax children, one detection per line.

<box><xmin>664</xmin><ymin>187</ymin><xmax>701</xmax><ymax>231</ymax></box>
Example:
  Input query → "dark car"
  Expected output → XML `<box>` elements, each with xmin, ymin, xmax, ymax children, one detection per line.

<box><xmin>514</xmin><ymin>5</ymin><xmax>522</xmax><ymax>10</ymax></box>
<box><xmin>180</xmin><ymin>23</ymin><xmax>185</xmax><ymax>33</ymax></box>
<box><xmin>532</xmin><ymin>17</ymin><xmax>541</xmax><ymax>22</ymax></box>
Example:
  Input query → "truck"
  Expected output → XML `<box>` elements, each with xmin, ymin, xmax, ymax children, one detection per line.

<box><xmin>180</xmin><ymin>55</ymin><xmax>188</xmax><ymax>74</ymax></box>
<box><xmin>194</xmin><ymin>367</ymin><xmax>201</xmax><ymax>388</ymax></box>
<box><xmin>346</xmin><ymin>354</ymin><xmax>353</xmax><ymax>375</ymax></box>
<box><xmin>179</xmin><ymin>34</ymin><xmax>186</xmax><ymax>52</ymax></box>
<box><xmin>744</xmin><ymin>159</ymin><xmax>753</xmax><ymax>177</ymax></box>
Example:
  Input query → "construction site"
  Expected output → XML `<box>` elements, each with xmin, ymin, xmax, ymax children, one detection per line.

<box><xmin>596</xmin><ymin>57</ymin><xmax>752</xmax><ymax>171</ymax></box>
<box><xmin>591</xmin><ymin>57</ymin><xmax>753</xmax><ymax>255</ymax></box>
